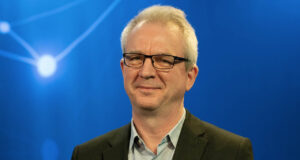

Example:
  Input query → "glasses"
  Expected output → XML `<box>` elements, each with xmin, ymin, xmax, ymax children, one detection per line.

<box><xmin>123</xmin><ymin>53</ymin><xmax>189</xmax><ymax>70</ymax></box>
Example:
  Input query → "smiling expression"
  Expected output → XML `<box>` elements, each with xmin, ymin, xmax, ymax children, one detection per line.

<box><xmin>121</xmin><ymin>21</ymin><xmax>196</xmax><ymax>112</ymax></box>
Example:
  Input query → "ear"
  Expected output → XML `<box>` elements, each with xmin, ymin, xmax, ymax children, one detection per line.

<box><xmin>120</xmin><ymin>58</ymin><xmax>125</xmax><ymax>75</ymax></box>
<box><xmin>185</xmin><ymin>64</ymin><xmax>199</xmax><ymax>91</ymax></box>
<box><xmin>120</xmin><ymin>58</ymin><xmax>124</xmax><ymax>69</ymax></box>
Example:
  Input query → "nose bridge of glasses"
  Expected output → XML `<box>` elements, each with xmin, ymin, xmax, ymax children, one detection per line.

<box><xmin>138</xmin><ymin>56</ymin><xmax>156</xmax><ymax>77</ymax></box>
<box><xmin>142</xmin><ymin>54</ymin><xmax>155</xmax><ymax>65</ymax></box>
<box><xmin>143</xmin><ymin>55</ymin><xmax>155</xmax><ymax>67</ymax></box>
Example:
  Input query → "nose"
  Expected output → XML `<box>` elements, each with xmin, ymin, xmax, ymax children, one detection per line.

<box><xmin>139</xmin><ymin>58</ymin><xmax>156</xmax><ymax>79</ymax></box>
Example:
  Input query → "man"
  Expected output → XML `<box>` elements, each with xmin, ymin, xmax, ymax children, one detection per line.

<box><xmin>72</xmin><ymin>5</ymin><xmax>253</xmax><ymax>160</ymax></box>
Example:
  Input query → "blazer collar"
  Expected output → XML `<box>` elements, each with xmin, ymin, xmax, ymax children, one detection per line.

<box><xmin>102</xmin><ymin>124</ymin><xmax>131</xmax><ymax>160</ymax></box>
<box><xmin>102</xmin><ymin>110</ymin><xmax>208</xmax><ymax>160</ymax></box>
<box><xmin>172</xmin><ymin>110</ymin><xmax>208</xmax><ymax>160</ymax></box>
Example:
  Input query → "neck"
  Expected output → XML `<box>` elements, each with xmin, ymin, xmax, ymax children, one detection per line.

<box><xmin>132</xmin><ymin>103</ymin><xmax>184</xmax><ymax>154</ymax></box>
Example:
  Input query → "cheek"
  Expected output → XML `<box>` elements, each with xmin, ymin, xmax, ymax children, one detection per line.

<box><xmin>123</xmin><ymin>69</ymin><xmax>138</xmax><ymax>86</ymax></box>
<box><xmin>157</xmin><ymin>72</ymin><xmax>177</xmax><ymax>91</ymax></box>
<box><xmin>166</xmin><ymin>70</ymin><xmax>187</xmax><ymax>89</ymax></box>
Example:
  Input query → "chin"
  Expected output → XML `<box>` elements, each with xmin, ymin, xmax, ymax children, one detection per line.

<box><xmin>129</xmin><ymin>92</ymin><xmax>159</xmax><ymax>106</ymax></box>
<box><xmin>133</xmin><ymin>100</ymin><xmax>160</xmax><ymax>111</ymax></box>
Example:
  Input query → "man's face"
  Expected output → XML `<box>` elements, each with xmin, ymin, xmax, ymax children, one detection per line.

<box><xmin>121</xmin><ymin>22</ymin><xmax>198</xmax><ymax>112</ymax></box>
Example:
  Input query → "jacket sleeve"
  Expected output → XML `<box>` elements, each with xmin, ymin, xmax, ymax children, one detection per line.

<box><xmin>237</xmin><ymin>138</ymin><xmax>254</xmax><ymax>160</ymax></box>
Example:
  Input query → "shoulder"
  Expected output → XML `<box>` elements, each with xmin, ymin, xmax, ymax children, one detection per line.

<box><xmin>201</xmin><ymin>119</ymin><xmax>253</xmax><ymax>159</ymax></box>
<box><xmin>80</xmin><ymin>124</ymin><xmax>130</xmax><ymax>149</ymax></box>
<box><xmin>185</xmin><ymin>112</ymin><xmax>253</xmax><ymax>159</ymax></box>
<box><xmin>187</xmin><ymin>111</ymin><xmax>247</xmax><ymax>143</ymax></box>
<box><xmin>71</xmin><ymin>123</ymin><xmax>130</xmax><ymax>160</ymax></box>
<box><xmin>186</xmin><ymin>111</ymin><xmax>246</xmax><ymax>141</ymax></box>
<box><xmin>201</xmin><ymin>119</ymin><xmax>246</xmax><ymax>144</ymax></box>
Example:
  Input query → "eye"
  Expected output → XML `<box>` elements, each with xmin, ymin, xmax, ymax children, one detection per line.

<box><xmin>161</xmin><ymin>59</ymin><xmax>173</xmax><ymax>64</ymax></box>
<box><xmin>126</xmin><ymin>54</ymin><xmax>142</xmax><ymax>61</ymax></box>
<box><xmin>155</xmin><ymin>56</ymin><xmax>174</xmax><ymax>64</ymax></box>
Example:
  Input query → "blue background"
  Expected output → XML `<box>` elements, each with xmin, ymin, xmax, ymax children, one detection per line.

<box><xmin>0</xmin><ymin>0</ymin><xmax>299</xmax><ymax>159</ymax></box>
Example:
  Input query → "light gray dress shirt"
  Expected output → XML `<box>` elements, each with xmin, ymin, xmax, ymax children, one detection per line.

<box><xmin>128</xmin><ymin>109</ymin><xmax>186</xmax><ymax>160</ymax></box>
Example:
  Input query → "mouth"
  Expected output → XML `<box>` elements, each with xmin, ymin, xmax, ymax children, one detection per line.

<box><xmin>136</xmin><ymin>86</ymin><xmax>161</xmax><ymax>92</ymax></box>
<box><xmin>137</xmin><ymin>86</ymin><xmax>160</xmax><ymax>89</ymax></box>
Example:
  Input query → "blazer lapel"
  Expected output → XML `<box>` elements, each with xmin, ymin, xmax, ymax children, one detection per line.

<box><xmin>102</xmin><ymin>145</ymin><xmax>128</xmax><ymax>160</ymax></box>
<box><xmin>102</xmin><ymin>124</ymin><xmax>131</xmax><ymax>160</ymax></box>
<box><xmin>172</xmin><ymin>111</ymin><xmax>208</xmax><ymax>160</ymax></box>
<box><xmin>102</xmin><ymin>111</ymin><xmax>208</xmax><ymax>160</ymax></box>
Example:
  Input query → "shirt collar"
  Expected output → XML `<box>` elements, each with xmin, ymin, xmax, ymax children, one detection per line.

<box><xmin>129</xmin><ymin>120</ymin><xmax>141</xmax><ymax>151</ymax></box>
<box><xmin>129</xmin><ymin>108</ymin><xmax>186</xmax><ymax>151</ymax></box>
<box><xmin>167</xmin><ymin>108</ymin><xmax>186</xmax><ymax>147</ymax></box>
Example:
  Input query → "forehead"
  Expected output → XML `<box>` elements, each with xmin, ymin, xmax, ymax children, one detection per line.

<box><xmin>125</xmin><ymin>22</ymin><xmax>184</xmax><ymax>56</ymax></box>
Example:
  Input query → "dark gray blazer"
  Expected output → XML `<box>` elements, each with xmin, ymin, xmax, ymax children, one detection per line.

<box><xmin>71</xmin><ymin>111</ymin><xmax>253</xmax><ymax>160</ymax></box>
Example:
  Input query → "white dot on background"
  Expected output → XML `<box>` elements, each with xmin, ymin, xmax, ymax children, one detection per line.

<box><xmin>37</xmin><ymin>55</ymin><xmax>57</xmax><ymax>77</ymax></box>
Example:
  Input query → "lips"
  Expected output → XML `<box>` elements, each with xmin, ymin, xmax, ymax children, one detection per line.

<box><xmin>134</xmin><ymin>81</ymin><xmax>162</xmax><ymax>93</ymax></box>
<box><xmin>137</xmin><ymin>86</ymin><xmax>160</xmax><ymax>89</ymax></box>
<box><xmin>136</xmin><ymin>86</ymin><xmax>161</xmax><ymax>93</ymax></box>
<box><xmin>135</xmin><ymin>83</ymin><xmax>162</xmax><ymax>94</ymax></box>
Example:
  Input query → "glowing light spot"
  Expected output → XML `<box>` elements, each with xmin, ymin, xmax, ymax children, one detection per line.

<box><xmin>0</xmin><ymin>21</ymin><xmax>10</xmax><ymax>33</ymax></box>
<box><xmin>37</xmin><ymin>55</ymin><xmax>57</xmax><ymax>77</ymax></box>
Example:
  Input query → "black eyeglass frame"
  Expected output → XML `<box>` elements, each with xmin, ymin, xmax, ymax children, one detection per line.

<box><xmin>122</xmin><ymin>53</ymin><xmax>190</xmax><ymax>70</ymax></box>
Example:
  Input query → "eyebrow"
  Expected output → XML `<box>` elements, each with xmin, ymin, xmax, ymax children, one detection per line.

<box><xmin>124</xmin><ymin>51</ymin><xmax>173</xmax><ymax>56</ymax></box>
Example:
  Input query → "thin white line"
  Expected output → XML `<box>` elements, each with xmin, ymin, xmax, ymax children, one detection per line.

<box><xmin>0</xmin><ymin>50</ymin><xmax>36</xmax><ymax>65</ymax></box>
<box><xmin>11</xmin><ymin>0</ymin><xmax>86</xmax><ymax>26</ymax></box>
<box><xmin>56</xmin><ymin>0</ymin><xmax>122</xmax><ymax>61</ymax></box>
<box><xmin>9</xmin><ymin>30</ymin><xmax>39</xmax><ymax>59</ymax></box>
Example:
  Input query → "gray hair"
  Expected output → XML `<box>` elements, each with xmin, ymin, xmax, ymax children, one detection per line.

<box><xmin>121</xmin><ymin>5</ymin><xmax>198</xmax><ymax>69</ymax></box>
